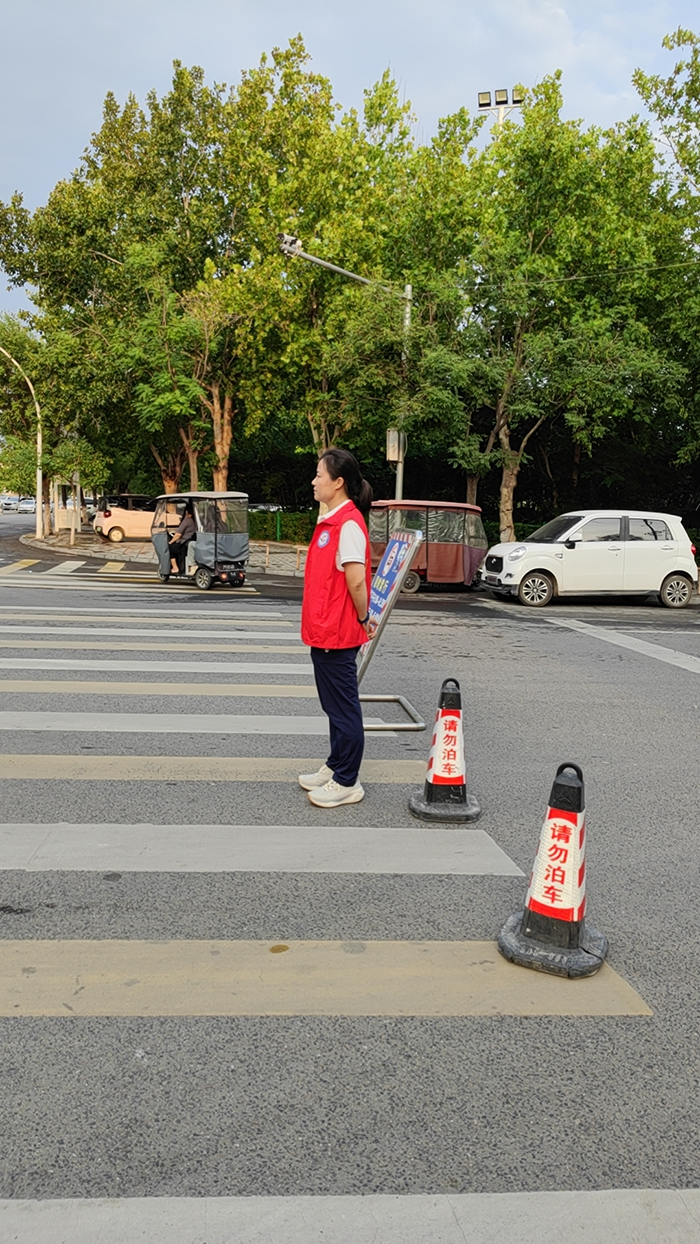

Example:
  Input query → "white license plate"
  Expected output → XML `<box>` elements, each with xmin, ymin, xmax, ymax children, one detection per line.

<box><xmin>485</xmin><ymin>574</ymin><xmax>499</xmax><ymax>585</ymax></box>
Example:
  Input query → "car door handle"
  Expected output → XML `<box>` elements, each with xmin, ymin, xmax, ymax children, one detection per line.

<box><xmin>662</xmin><ymin>544</ymin><xmax>674</xmax><ymax>549</ymax></box>
<box><xmin>607</xmin><ymin>545</ymin><xmax>621</xmax><ymax>551</ymax></box>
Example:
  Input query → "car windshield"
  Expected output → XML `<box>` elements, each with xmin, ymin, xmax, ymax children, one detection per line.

<box><xmin>527</xmin><ymin>515</ymin><xmax>584</xmax><ymax>543</ymax></box>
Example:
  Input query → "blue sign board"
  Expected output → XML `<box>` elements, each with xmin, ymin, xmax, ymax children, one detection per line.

<box><xmin>357</xmin><ymin>528</ymin><xmax>423</xmax><ymax>683</ymax></box>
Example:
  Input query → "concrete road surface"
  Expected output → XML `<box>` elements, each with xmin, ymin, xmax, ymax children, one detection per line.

<box><xmin>1</xmin><ymin>515</ymin><xmax>699</xmax><ymax>1241</ymax></box>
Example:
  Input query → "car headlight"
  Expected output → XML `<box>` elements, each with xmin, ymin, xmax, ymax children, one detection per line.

<box><xmin>507</xmin><ymin>545</ymin><xmax>527</xmax><ymax>562</ymax></box>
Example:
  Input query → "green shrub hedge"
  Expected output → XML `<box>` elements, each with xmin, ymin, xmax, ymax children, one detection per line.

<box><xmin>248</xmin><ymin>510</ymin><xmax>317</xmax><ymax>543</ymax></box>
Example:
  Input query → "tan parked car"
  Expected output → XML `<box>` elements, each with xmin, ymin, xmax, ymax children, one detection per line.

<box><xmin>93</xmin><ymin>495</ymin><xmax>157</xmax><ymax>542</ymax></box>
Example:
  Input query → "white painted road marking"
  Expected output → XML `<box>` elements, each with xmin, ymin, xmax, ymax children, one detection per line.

<box><xmin>0</xmin><ymin>625</ymin><xmax>298</xmax><ymax>640</ymax></box>
<box><xmin>0</xmin><ymin>577</ymin><xmax>259</xmax><ymax>594</ymax></box>
<box><xmin>40</xmin><ymin>560</ymin><xmax>86</xmax><ymax>573</ymax></box>
<box><xmin>0</xmin><ymin>638</ymin><xmax>306</xmax><ymax>653</ymax></box>
<box><xmin>0</xmin><ymin>822</ymin><xmax>522</xmax><ymax>875</ymax></box>
<box><xmin>0</xmin><ymin>657</ymin><xmax>311</xmax><ymax>674</ymax></box>
<box><xmin>546</xmin><ymin>615</ymin><xmax>700</xmax><ymax>675</ymax></box>
<box><xmin>0</xmin><ymin>710</ymin><xmax>383</xmax><ymax>735</ymax></box>
<box><xmin>0</xmin><ymin>605</ymin><xmax>288</xmax><ymax>619</ymax></box>
<box><xmin>0</xmin><ymin>679</ymin><xmax>318</xmax><ymax>697</ymax></box>
<box><xmin>1</xmin><ymin>1190</ymin><xmax>695</xmax><ymax>1244</ymax></box>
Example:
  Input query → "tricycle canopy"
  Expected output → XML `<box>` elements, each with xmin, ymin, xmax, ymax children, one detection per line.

<box><xmin>369</xmin><ymin>500</ymin><xmax>487</xmax><ymax>587</ymax></box>
<box><xmin>151</xmin><ymin>491</ymin><xmax>249</xmax><ymax>579</ymax></box>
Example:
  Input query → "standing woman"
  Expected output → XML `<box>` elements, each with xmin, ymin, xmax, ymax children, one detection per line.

<box><xmin>300</xmin><ymin>449</ymin><xmax>377</xmax><ymax>807</ymax></box>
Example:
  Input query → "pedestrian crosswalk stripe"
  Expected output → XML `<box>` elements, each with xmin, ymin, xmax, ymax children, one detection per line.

<box><xmin>0</xmin><ymin>939</ymin><xmax>651</xmax><ymax>1017</ymax></box>
<box><xmin>0</xmin><ymin>657</ymin><xmax>310</xmax><ymax>673</ymax></box>
<box><xmin>40</xmin><ymin>559</ymin><xmax>86</xmax><ymax>573</ymax></box>
<box><xmin>0</xmin><ymin>625</ymin><xmax>297</xmax><ymax>640</ymax></box>
<box><xmin>0</xmin><ymin>822</ymin><xmax>522</xmax><ymax>875</ymax></box>
<box><xmin>96</xmin><ymin>561</ymin><xmax>126</xmax><ymax>572</ymax></box>
<box><xmin>0</xmin><ymin>638</ymin><xmax>305</xmax><ymax>653</ymax></box>
<box><xmin>0</xmin><ymin>679</ymin><xmax>317</xmax><ymax>697</ymax></box>
<box><xmin>0</xmin><ymin>754</ymin><xmax>423</xmax><ymax>782</ymax></box>
<box><xmin>0</xmin><ymin>605</ymin><xmax>290</xmax><ymax>620</ymax></box>
<box><xmin>0</xmin><ymin>559</ymin><xmax>39</xmax><ymax>574</ymax></box>
<box><xmin>0</xmin><ymin>576</ymin><xmax>259</xmax><ymax>593</ymax></box>
<box><xmin>1</xmin><ymin>1190</ymin><xmax>692</xmax><ymax>1244</ymax></box>
<box><xmin>0</xmin><ymin>710</ymin><xmax>382</xmax><ymax>735</ymax></box>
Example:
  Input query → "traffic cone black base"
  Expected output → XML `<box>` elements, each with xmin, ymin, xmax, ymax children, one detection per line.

<box><xmin>498</xmin><ymin>911</ymin><xmax>608</xmax><ymax>979</ymax></box>
<box><xmin>408</xmin><ymin>677</ymin><xmax>481</xmax><ymax>824</ymax></box>
<box><xmin>409</xmin><ymin>790</ymin><xmax>481</xmax><ymax>822</ymax></box>
<box><xmin>497</xmin><ymin>762</ymin><xmax>608</xmax><ymax>978</ymax></box>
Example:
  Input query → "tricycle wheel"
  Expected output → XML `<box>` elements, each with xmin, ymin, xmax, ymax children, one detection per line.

<box><xmin>400</xmin><ymin>570</ymin><xmax>421</xmax><ymax>594</ymax></box>
<box><xmin>195</xmin><ymin>567</ymin><xmax>214</xmax><ymax>590</ymax></box>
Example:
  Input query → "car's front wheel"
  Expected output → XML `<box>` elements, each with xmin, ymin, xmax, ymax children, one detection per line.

<box><xmin>517</xmin><ymin>571</ymin><xmax>554</xmax><ymax>607</ymax></box>
<box><xmin>659</xmin><ymin>573</ymin><xmax>693</xmax><ymax>608</ymax></box>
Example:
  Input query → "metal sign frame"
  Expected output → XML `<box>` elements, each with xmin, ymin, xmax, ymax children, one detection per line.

<box><xmin>358</xmin><ymin>529</ymin><xmax>426</xmax><ymax>732</ymax></box>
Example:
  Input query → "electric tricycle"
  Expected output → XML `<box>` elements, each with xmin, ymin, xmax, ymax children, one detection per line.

<box><xmin>369</xmin><ymin>500</ymin><xmax>488</xmax><ymax>593</ymax></box>
<box><xmin>150</xmin><ymin>491</ymin><xmax>249</xmax><ymax>590</ymax></box>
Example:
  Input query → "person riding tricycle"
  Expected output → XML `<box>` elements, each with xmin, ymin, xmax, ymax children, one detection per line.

<box><xmin>150</xmin><ymin>491</ymin><xmax>249</xmax><ymax>590</ymax></box>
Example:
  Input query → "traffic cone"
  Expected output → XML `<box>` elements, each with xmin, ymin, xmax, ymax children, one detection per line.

<box><xmin>408</xmin><ymin>678</ymin><xmax>481</xmax><ymax>822</ymax></box>
<box><xmin>498</xmin><ymin>762</ymin><xmax>608</xmax><ymax>978</ymax></box>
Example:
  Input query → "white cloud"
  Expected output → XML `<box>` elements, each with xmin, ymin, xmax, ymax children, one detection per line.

<box><xmin>0</xmin><ymin>0</ymin><xmax>698</xmax><ymax>308</ymax></box>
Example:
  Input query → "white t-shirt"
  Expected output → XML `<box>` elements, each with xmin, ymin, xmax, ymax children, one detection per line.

<box><xmin>317</xmin><ymin>499</ymin><xmax>367</xmax><ymax>571</ymax></box>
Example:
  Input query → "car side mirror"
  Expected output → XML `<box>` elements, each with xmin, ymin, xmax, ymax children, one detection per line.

<box><xmin>564</xmin><ymin>533</ymin><xmax>583</xmax><ymax>549</ymax></box>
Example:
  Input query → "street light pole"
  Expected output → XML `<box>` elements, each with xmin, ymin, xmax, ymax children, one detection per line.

<box><xmin>394</xmin><ymin>282</ymin><xmax>412</xmax><ymax>501</ymax></box>
<box><xmin>0</xmin><ymin>345</ymin><xmax>43</xmax><ymax>538</ymax></box>
<box><xmin>477</xmin><ymin>87</ymin><xmax>524</xmax><ymax>127</ymax></box>
<box><xmin>279</xmin><ymin>236</ymin><xmax>413</xmax><ymax>501</ymax></box>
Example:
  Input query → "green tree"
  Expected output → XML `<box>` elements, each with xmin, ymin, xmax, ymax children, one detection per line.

<box><xmin>450</xmin><ymin>76</ymin><xmax>681</xmax><ymax>539</ymax></box>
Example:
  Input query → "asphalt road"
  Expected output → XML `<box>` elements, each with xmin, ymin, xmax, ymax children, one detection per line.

<box><xmin>1</xmin><ymin>512</ymin><xmax>700</xmax><ymax>1242</ymax></box>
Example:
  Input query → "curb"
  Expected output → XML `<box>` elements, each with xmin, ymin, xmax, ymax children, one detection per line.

<box><xmin>20</xmin><ymin>533</ymin><xmax>157</xmax><ymax>565</ymax></box>
<box><xmin>19</xmin><ymin>533</ymin><xmax>309</xmax><ymax>579</ymax></box>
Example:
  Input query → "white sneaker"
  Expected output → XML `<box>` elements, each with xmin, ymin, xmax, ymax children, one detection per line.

<box><xmin>307</xmin><ymin>778</ymin><xmax>365</xmax><ymax>808</ymax></box>
<box><xmin>298</xmin><ymin>763</ymin><xmax>333</xmax><ymax>791</ymax></box>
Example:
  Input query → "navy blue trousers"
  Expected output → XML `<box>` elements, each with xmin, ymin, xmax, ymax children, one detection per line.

<box><xmin>310</xmin><ymin>646</ymin><xmax>364</xmax><ymax>787</ymax></box>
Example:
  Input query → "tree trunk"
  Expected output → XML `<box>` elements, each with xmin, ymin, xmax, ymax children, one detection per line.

<box><xmin>466</xmin><ymin>475</ymin><xmax>479</xmax><ymax>506</ymax></box>
<box><xmin>179</xmin><ymin>424</ymin><xmax>204</xmax><ymax>492</ymax></box>
<box><xmin>572</xmin><ymin>442</ymin><xmax>581</xmax><ymax>491</ymax></box>
<box><xmin>499</xmin><ymin>461</ymin><xmax>520</xmax><ymax>543</ymax></box>
<box><xmin>498</xmin><ymin>425</ymin><xmax>519</xmax><ymax>543</ymax></box>
<box><xmin>538</xmin><ymin>444</ymin><xmax>560</xmax><ymax>511</ymax></box>
<box><xmin>210</xmin><ymin>384</ymin><xmax>234</xmax><ymax>491</ymax></box>
<box><xmin>150</xmin><ymin>444</ymin><xmax>185</xmax><ymax>494</ymax></box>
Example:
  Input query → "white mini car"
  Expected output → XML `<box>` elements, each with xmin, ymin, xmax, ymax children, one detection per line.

<box><xmin>481</xmin><ymin>510</ymin><xmax>698</xmax><ymax>608</ymax></box>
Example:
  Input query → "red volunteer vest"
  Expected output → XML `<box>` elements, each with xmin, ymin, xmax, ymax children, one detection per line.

<box><xmin>301</xmin><ymin>502</ymin><xmax>372</xmax><ymax>649</ymax></box>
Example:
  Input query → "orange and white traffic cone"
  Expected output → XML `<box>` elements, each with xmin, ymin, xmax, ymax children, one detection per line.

<box><xmin>408</xmin><ymin>678</ymin><xmax>481</xmax><ymax>822</ymax></box>
<box><xmin>498</xmin><ymin>762</ymin><xmax>607</xmax><ymax>977</ymax></box>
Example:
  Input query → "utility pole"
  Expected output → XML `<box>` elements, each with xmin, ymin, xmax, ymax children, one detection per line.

<box><xmin>279</xmin><ymin>235</ymin><xmax>413</xmax><ymax>500</ymax></box>
<box><xmin>0</xmin><ymin>345</ymin><xmax>43</xmax><ymax>538</ymax></box>
<box><xmin>393</xmin><ymin>282</ymin><xmax>413</xmax><ymax>501</ymax></box>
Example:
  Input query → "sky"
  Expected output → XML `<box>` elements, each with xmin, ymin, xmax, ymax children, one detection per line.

<box><xmin>1</xmin><ymin>0</ymin><xmax>698</xmax><ymax>311</ymax></box>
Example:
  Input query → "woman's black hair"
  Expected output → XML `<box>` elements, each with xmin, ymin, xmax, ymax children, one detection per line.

<box><xmin>320</xmin><ymin>448</ymin><xmax>373</xmax><ymax>520</ymax></box>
